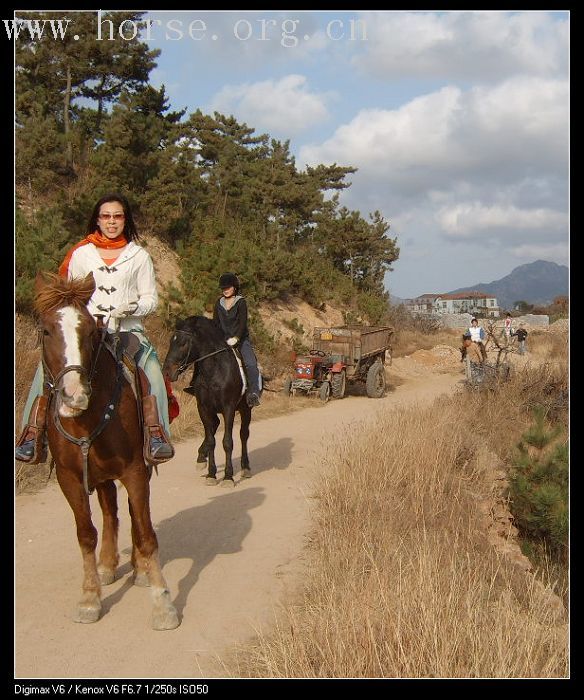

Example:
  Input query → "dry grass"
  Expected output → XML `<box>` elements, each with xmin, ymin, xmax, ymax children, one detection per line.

<box><xmin>528</xmin><ymin>330</ymin><xmax>569</xmax><ymax>363</ymax></box>
<box><xmin>392</xmin><ymin>328</ymin><xmax>460</xmax><ymax>358</ymax></box>
<box><xmin>226</xmin><ymin>337</ymin><xmax>569</xmax><ymax>678</ymax></box>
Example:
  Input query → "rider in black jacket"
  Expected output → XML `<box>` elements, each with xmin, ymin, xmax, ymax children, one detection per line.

<box><xmin>213</xmin><ymin>273</ymin><xmax>261</xmax><ymax>407</ymax></box>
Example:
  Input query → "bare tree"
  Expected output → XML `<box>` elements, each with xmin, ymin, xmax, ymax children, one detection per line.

<box><xmin>485</xmin><ymin>321</ymin><xmax>517</xmax><ymax>367</ymax></box>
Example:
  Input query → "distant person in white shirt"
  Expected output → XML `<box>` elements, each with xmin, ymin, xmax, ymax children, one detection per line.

<box><xmin>468</xmin><ymin>318</ymin><xmax>487</xmax><ymax>362</ymax></box>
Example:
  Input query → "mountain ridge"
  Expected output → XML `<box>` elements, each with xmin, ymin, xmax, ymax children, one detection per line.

<box><xmin>445</xmin><ymin>260</ymin><xmax>568</xmax><ymax>310</ymax></box>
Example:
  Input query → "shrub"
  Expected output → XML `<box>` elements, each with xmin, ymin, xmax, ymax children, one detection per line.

<box><xmin>507</xmin><ymin>408</ymin><xmax>568</xmax><ymax>561</ymax></box>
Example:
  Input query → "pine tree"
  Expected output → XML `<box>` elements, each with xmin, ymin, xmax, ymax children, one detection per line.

<box><xmin>508</xmin><ymin>408</ymin><xmax>568</xmax><ymax>560</ymax></box>
<box><xmin>15</xmin><ymin>207</ymin><xmax>71</xmax><ymax>312</ymax></box>
<box><xmin>15</xmin><ymin>10</ymin><xmax>158</xmax><ymax>188</ymax></box>
<box><xmin>91</xmin><ymin>85</ymin><xmax>184</xmax><ymax>198</ymax></box>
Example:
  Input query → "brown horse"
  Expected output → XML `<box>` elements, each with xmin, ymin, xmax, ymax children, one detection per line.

<box><xmin>34</xmin><ymin>271</ymin><xmax>179</xmax><ymax>629</ymax></box>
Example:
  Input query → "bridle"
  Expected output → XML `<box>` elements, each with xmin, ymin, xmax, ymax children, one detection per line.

<box><xmin>40</xmin><ymin>324</ymin><xmax>107</xmax><ymax>399</ymax></box>
<box><xmin>40</xmin><ymin>321</ymin><xmax>123</xmax><ymax>495</ymax></box>
<box><xmin>173</xmin><ymin>329</ymin><xmax>228</xmax><ymax>375</ymax></box>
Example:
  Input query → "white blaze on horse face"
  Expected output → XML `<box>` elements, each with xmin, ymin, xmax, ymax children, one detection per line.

<box><xmin>57</xmin><ymin>307</ymin><xmax>90</xmax><ymax>414</ymax></box>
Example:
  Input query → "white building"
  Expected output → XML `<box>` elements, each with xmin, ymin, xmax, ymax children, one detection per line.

<box><xmin>405</xmin><ymin>293</ymin><xmax>441</xmax><ymax>313</ymax></box>
<box><xmin>434</xmin><ymin>292</ymin><xmax>500</xmax><ymax>317</ymax></box>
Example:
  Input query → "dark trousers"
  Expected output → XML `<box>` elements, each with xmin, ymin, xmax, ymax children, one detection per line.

<box><xmin>239</xmin><ymin>338</ymin><xmax>261</xmax><ymax>395</ymax></box>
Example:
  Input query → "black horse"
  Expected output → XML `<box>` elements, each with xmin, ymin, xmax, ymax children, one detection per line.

<box><xmin>162</xmin><ymin>316</ymin><xmax>252</xmax><ymax>484</ymax></box>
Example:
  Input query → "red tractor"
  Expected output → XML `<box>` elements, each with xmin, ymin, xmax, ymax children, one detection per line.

<box><xmin>283</xmin><ymin>350</ymin><xmax>347</xmax><ymax>402</ymax></box>
<box><xmin>283</xmin><ymin>325</ymin><xmax>394</xmax><ymax>402</ymax></box>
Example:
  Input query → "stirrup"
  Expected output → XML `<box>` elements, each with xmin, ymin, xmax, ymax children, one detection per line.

<box><xmin>15</xmin><ymin>433</ymin><xmax>48</xmax><ymax>464</ymax></box>
<box><xmin>144</xmin><ymin>429</ymin><xmax>175</xmax><ymax>465</ymax></box>
<box><xmin>149</xmin><ymin>435</ymin><xmax>174</xmax><ymax>460</ymax></box>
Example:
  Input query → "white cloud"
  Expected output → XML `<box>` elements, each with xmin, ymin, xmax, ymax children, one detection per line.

<box><xmin>208</xmin><ymin>74</ymin><xmax>333</xmax><ymax>134</ymax></box>
<box><xmin>437</xmin><ymin>203</ymin><xmax>569</xmax><ymax>238</ymax></box>
<box><xmin>353</xmin><ymin>11</ymin><xmax>569</xmax><ymax>81</ymax></box>
<box><xmin>299</xmin><ymin>73</ymin><xmax>568</xmax><ymax>295</ymax></box>
<box><xmin>299</xmin><ymin>76</ymin><xmax>568</xmax><ymax>189</ymax></box>
<box><xmin>510</xmin><ymin>242</ymin><xmax>569</xmax><ymax>262</ymax></box>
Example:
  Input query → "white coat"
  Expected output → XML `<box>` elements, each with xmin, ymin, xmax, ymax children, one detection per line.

<box><xmin>67</xmin><ymin>241</ymin><xmax>158</xmax><ymax>332</ymax></box>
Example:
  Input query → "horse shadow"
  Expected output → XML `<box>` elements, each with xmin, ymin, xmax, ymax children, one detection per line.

<box><xmin>190</xmin><ymin>436</ymin><xmax>294</xmax><ymax>479</ymax></box>
<box><xmin>101</xmin><ymin>487</ymin><xmax>266</xmax><ymax>617</ymax></box>
<box><xmin>241</xmin><ymin>437</ymin><xmax>294</xmax><ymax>475</ymax></box>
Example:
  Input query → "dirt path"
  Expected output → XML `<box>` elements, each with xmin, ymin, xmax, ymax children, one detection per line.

<box><xmin>15</xmin><ymin>368</ymin><xmax>462</xmax><ymax>679</ymax></box>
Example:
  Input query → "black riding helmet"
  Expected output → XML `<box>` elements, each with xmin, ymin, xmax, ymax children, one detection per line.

<box><xmin>219</xmin><ymin>272</ymin><xmax>240</xmax><ymax>291</ymax></box>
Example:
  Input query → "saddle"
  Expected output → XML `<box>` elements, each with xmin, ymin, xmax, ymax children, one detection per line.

<box><xmin>184</xmin><ymin>347</ymin><xmax>261</xmax><ymax>398</ymax></box>
<box><xmin>104</xmin><ymin>331</ymin><xmax>145</xmax><ymax>397</ymax></box>
<box><xmin>104</xmin><ymin>331</ymin><xmax>174</xmax><ymax>465</ymax></box>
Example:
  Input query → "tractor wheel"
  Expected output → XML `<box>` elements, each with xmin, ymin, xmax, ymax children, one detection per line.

<box><xmin>283</xmin><ymin>379</ymin><xmax>292</xmax><ymax>396</ymax></box>
<box><xmin>319</xmin><ymin>381</ymin><xmax>331</xmax><ymax>403</ymax></box>
<box><xmin>366</xmin><ymin>361</ymin><xmax>386</xmax><ymax>398</ymax></box>
<box><xmin>331</xmin><ymin>370</ymin><xmax>346</xmax><ymax>399</ymax></box>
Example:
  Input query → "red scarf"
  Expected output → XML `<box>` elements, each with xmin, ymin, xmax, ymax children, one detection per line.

<box><xmin>165</xmin><ymin>375</ymin><xmax>180</xmax><ymax>423</ymax></box>
<box><xmin>58</xmin><ymin>231</ymin><xmax>128</xmax><ymax>278</ymax></box>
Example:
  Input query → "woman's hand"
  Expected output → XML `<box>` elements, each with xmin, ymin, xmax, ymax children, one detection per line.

<box><xmin>110</xmin><ymin>301</ymin><xmax>139</xmax><ymax>318</ymax></box>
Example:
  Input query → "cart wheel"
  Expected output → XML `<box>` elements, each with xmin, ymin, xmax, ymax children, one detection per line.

<box><xmin>283</xmin><ymin>379</ymin><xmax>292</xmax><ymax>396</ymax></box>
<box><xmin>331</xmin><ymin>370</ymin><xmax>346</xmax><ymax>399</ymax></box>
<box><xmin>319</xmin><ymin>381</ymin><xmax>331</xmax><ymax>402</ymax></box>
<box><xmin>366</xmin><ymin>361</ymin><xmax>386</xmax><ymax>398</ymax></box>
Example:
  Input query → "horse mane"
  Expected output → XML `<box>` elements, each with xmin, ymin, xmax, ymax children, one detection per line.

<box><xmin>35</xmin><ymin>272</ymin><xmax>95</xmax><ymax>315</ymax></box>
<box><xmin>179</xmin><ymin>316</ymin><xmax>225</xmax><ymax>341</ymax></box>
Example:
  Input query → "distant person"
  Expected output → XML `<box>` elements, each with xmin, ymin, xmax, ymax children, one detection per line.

<box><xmin>467</xmin><ymin>318</ymin><xmax>487</xmax><ymax>362</ymax></box>
<box><xmin>460</xmin><ymin>331</ymin><xmax>472</xmax><ymax>362</ymax></box>
<box><xmin>502</xmin><ymin>312</ymin><xmax>514</xmax><ymax>340</ymax></box>
<box><xmin>514</xmin><ymin>325</ymin><xmax>528</xmax><ymax>355</ymax></box>
<box><xmin>213</xmin><ymin>273</ymin><xmax>262</xmax><ymax>408</ymax></box>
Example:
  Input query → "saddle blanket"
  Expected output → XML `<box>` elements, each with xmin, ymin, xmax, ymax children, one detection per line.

<box><xmin>231</xmin><ymin>349</ymin><xmax>262</xmax><ymax>397</ymax></box>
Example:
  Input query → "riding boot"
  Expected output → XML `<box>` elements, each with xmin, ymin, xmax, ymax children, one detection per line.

<box><xmin>15</xmin><ymin>395</ymin><xmax>49</xmax><ymax>464</ymax></box>
<box><xmin>239</xmin><ymin>340</ymin><xmax>261</xmax><ymax>408</ymax></box>
<box><xmin>142</xmin><ymin>394</ymin><xmax>175</xmax><ymax>464</ymax></box>
<box><xmin>243</xmin><ymin>366</ymin><xmax>261</xmax><ymax>407</ymax></box>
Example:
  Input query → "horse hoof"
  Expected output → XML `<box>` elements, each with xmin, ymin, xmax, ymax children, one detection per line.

<box><xmin>98</xmin><ymin>568</ymin><xmax>116</xmax><ymax>586</ymax></box>
<box><xmin>152</xmin><ymin>606</ymin><xmax>180</xmax><ymax>631</ymax></box>
<box><xmin>221</xmin><ymin>478</ymin><xmax>236</xmax><ymax>488</ymax></box>
<box><xmin>205</xmin><ymin>476</ymin><xmax>218</xmax><ymax>485</ymax></box>
<box><xmin>240</xmin><ymin>469</ymin><xmax>252</xmax><ymax>479</ymax></box>
<box><xmin>133</xmin><ymin>572</ymin><xmax>150</xmax><ymax>587</ymax></box>
<box><xmin>197</xmin><ymin>455</ymin><xmax>207</xmax><ymax>464</ymax></box>
<box><xmin>74</xmin><ymin>605</ymin><xmax>101</xmax><ymax>624</ymax></box>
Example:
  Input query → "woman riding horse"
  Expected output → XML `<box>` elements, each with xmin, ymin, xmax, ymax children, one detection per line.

<box><xmin>162</xmin><ymin>315</ymin><xmax>252</xmax><ymax>485</ymax></box>
<box><xmin>16</xmin><ymin>193</ymin><xmax>175</xmax><ymax>465</ymax></box>
<box><xmin>31</xmin><ymin>271</ymin><xmax>179</xmax><ymax>629</ymax></box>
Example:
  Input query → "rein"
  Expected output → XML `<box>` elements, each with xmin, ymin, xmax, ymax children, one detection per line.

<box><xmin>42</xmin><ymin>324</ymin><xmax>123</xmax><ymax>495</ymax></box>
<box><xmin>174</xmin><ymin>329</ymin><xmax>228</xmax><ymax>374</ymax></box>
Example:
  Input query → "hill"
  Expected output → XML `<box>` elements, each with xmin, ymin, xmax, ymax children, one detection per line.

<box><xmin>447</xmin><ymin>260</ymin><xmax>568</xmax><ymax>310</ymax></box>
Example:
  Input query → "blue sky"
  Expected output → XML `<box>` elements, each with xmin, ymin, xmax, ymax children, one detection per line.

<box><xmin>140</xmin><ymin>10</ymin><xmax>568</xmax><ymax>298</ymax></box>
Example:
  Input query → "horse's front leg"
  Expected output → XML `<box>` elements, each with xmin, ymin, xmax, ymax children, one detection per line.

<box><xmin>198</xmin><ymin>404</ymin><xmax>219</xmax><ymax>483</ymax></box>
<box><xmin>196</xmin><ymin>414</ymin><xmax>219</xmax><ymax>465</ymax></box>
<box><xmin>56</xmin><ymin>469</ymin><xmax>102</xmax><ymax>623</ymax></box>
<box><xmin>123</xmin><ymin>471</ymin><xmax>179</xmax><ymax>631</ymax></box>
<box><xmin>222</xmin><ymin>406</ymin><xmax>236</xmax><ymax>485</ymax></box>
<box><xmin>239</xmin><ymin>402</ymin><xmax>252</xmax><ymax>479</ymax></box>
<box><xmin>96</xmin><ymin>480</ymin><xmax>119</xmax><ymax>585</ymax></box>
